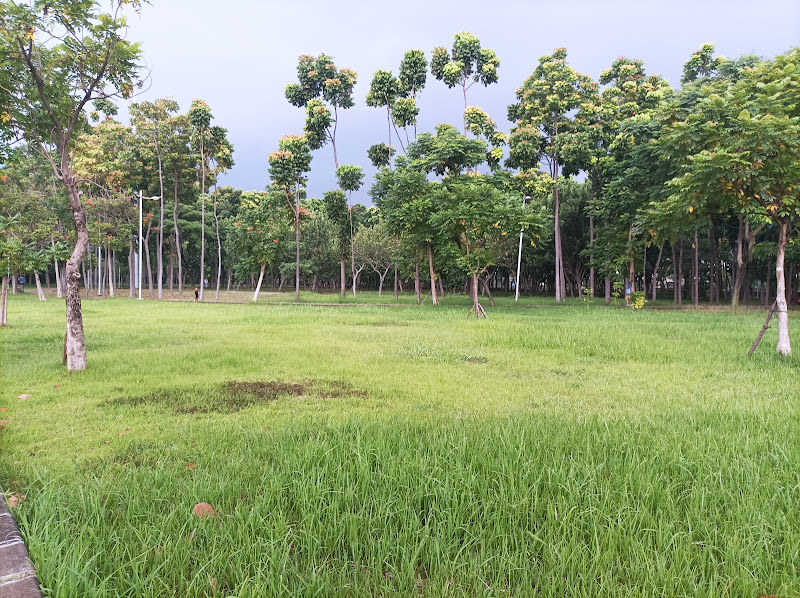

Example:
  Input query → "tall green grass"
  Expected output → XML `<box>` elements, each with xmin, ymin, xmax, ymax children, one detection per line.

<box><xmin>1</xmin><ymin>292</ymin><xmax>799</xmax><ymax>597</ymax></box>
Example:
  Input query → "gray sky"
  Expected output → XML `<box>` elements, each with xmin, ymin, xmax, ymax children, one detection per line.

<box><xmin>123</xmin><ymin>0</ymin><xmax>800</xmax><ymax>204</ymax></box>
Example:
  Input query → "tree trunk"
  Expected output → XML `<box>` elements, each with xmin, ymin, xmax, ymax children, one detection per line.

<box><xmin>693</xmin><ymin>230</ymin><xmax>699</xmax><ymax>307</ymax></box>
<box><xmin>340</xmin><ymin>258</ymin><xmax>346</xmax><ymax>298</ymax></box>
<box><xmin>479</xmin><ymin>275</ymin><xmax>495</xmax><ymax>307</ymax></box>
<box><xmin>764</xmin><ymin>262</ymin><xmax>772</xmax><ymax>308</ymax></box>
<box><xmin>678</xmin><ymin>240</ymin><xmax>684</xmax><ymax>305</ymax></box>
<box><xmin>604</xmin><ymin>276</ymin><xmax>610</xmax><ymax>305</ymax></box>
<box><xmin>0</xmin><ymin>275</ymin><xmax>8</xmax><ymax>326</ymax></box>
<box><xmin>214</xmin><ymin>185</ymin><xmax>222</xmax><ymax>300</ymax></box>
<box><xmin>553</xmin><ymin>181</ymin><xmax>565</xmax><ymax>302</ymax></box>
<box><xmin>427</xmin><ymin>242</ymin><xmax>439</xmax><ymax>305</ymax></box>
<box><xmin>63</xmin><ymin>178</ymin><xmax>89</xmax><ymax>371</ymax></box>
<box><xmin>414</xmin><ymin>263</ymin><xmax>420</xmax><ymax>304</ymax></box>
<box><xmin>394</xmin><ymin>238</ymin><xmax>399</xmax><ymax>300</ymax></box>
<box><xmin>295</xmin><ymin>193</ymin><xmax>301</xmax><ymax>302</ymax></box>
<box><xmin>144</xmin><ymin>223</ymin><xmax>154</xmax><ymax>298</ymax></box>
<box><xmin>253</xmin><ymin>263</ymin><xmax>266</xmax><ymax>302</ymax></box>
<box><xmin>776</xmin><ymin>220</ymin><xmax>791</xmax><ymax>355</ymax></box>
<box><xmin>628</xmin><ymin>224</ymin><xmax>635</xmax><ymax>294</ymax></box>
<box><xmin>34</xmin><ymin>271</ymin><xmax>46</xmax><ymax>301</ymax></box>
<box><xmin>106</xmin><ymin>242</ymin><xmax>115</xmax><ymax>298</ymax></box>
<box><xmin>174</xmin><ymin>176</ymin><xmax>183</xmax><ymax>298</ymax></box>
<box><xmin>156</xmin><ymin>143</ymin><xmax>165</xmax><ymax>300</ymax></box>
<box><xmin>589</xmin><ymin>214</ymin><xmax>595</xmax><ymax>297</ymax></box>
<box><xmin>128</xmin><ymin>238</ymin><xmax>136</xmax><ymax>298</ymax></box>
<box><xmin>227</xmin><ymin>266</ymin><xmax>232</xmax><ymax>291</ymax></box>
<box><xmin>651</xmin><ymin>245</ymin><xmax>663</xmax><ymax>303</ymax></box>
<box><xmin>199</xmin><ymin>137</ymin><xmax>206</xmax><ymax>301</ymax></box>
<box><xmin>732</xmin><ymin>216</ymin><xmax>744</xmax><ymax>311</ymax></box>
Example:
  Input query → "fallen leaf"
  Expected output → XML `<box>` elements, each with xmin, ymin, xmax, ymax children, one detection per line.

<box><xmin>0</xmin><ymin>407</ymin><xmax>7</xmax><ymax>412</ymax></box>
<box><xmin>193</xmin><ymin>502</ymin><xmax>215</xmax><ymax>518</ymax></box>
<box><xmin>186</xmin><ymin>462</ymin><xmax>195</xmax><ymax>469</ymax></box>
<box><xmin>53</xmin><ymin>385</ymin><xmax>62</xmax><ymax>389</ymax></box>
<box><xmin>18</xmin><ymin>394</ymin><xmax>31</xmax><ymax>401</ymax></box>
<box><xmin>7</xmin><ymin>494</ymin><xmax>25</xmax><ymax>508</ymax></box>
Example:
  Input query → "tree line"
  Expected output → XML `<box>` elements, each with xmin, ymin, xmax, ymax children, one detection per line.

<box><xmin>1</xmin><ymin>2</ymin><xmax>799</xmax><ymax>370</ymax></box>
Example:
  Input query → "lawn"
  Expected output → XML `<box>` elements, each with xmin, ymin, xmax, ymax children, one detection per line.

<box><xmin>1</xmin><ymin>291</ymin><xmax>799</xmax><ymax>597</ymax></box>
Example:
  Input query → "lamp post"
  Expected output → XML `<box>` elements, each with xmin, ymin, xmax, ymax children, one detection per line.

<box><xmin>515</xmin><ymin>195</ymin><xmax>528</xmax><ymax>302</ymax></box>
<box><xmin>138</xmin><ymin>191</ymin><xmax>161</xmax><ymax>301</ymax></box>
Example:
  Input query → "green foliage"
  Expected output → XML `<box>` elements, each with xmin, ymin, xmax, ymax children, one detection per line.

<box><xmin>284</xmin><ymin>54</ymin><xmax>357</xmax><ymax>109</ymax></box>
<box><xmin>398</xmin><ymin>50</ymin><xmax>428</xmax><ymax>97</ymax></box>
<box><xmin>365</xmin><ymin>70</ymin><xmax>401</xmax><ymax>109</ymax></box>
<box><xmin>407</xmin><ymin>124</ymin><xmax>486</xmax><ymax>176</ymax></box>
<box><xmin>303</xmin><ymin>99</ymin><xmax>333</xmax><ymax>151</ymax></box>
<box><xmin>366</xmin><ymin>144</ymin><xmax>395</xmax><ymax>168</ymax></box>
<box><xmin>430</xmin><ymin>32</ymin><xmax>500</xmax><ymax>90</ymax></box>
<box><xmin>392</xmin><ymin>98</ymin><xmax>419</xmax><ymax>129</ymax></box>
<box><xmin>228</xmin><ymin>191</ymin><xmax>287</xmax><ymax>274</ymax></box>
<box><xmin>269</xmin><ymin>135</ymin><xmax>313</xmax><ymax>191</ymax></box>
<box><xmin>336</xmin><ymin>164</ymin><xmax>364</xmax><ymax>194</ymax></box>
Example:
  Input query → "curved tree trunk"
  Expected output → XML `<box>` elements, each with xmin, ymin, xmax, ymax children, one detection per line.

<box><xmin>34</xmin><ymin>270</ymin><xmax>46</xmax><ymax>301</ymax></box>
<box><xmin>427</xmin><ymin>242</ymin><xmax>438</xmax><ymax>306</ymax></box>
<box><xmin>156</xmin><ymin>141</ymin><xmax>165</xmax><ymax>299</ymax></box>
<box><xmin>253</xmin><ymin>263</ymin><xmax>266</xmax><ymax>302</ymax></box>
<box><xmin>173</xmin><ymin>178</ymin><xmax>184</xmax><ymax>299</ymax></box>
<box><xmin>199</xmin><ymin>137</ymin><xmax>206</xmax><ymax>301</ymax></box>
<box><xmin>776</xmin><ymin>220</ymin><xmax>791</xmax><ymax>355</ymax></box>
<box><xmin>214</xmin><ymin>185</ymin><xmax>222</xmax><ymax>300</ymax></box>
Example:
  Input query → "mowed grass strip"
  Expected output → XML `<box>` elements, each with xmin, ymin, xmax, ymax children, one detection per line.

<box><xmin>1</xmin><ymin>293</ymin><xmax>799</xmax><ymax>597</ymax></box>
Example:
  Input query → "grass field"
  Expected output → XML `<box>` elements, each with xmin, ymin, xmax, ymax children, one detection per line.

<box><xmin>1</xmin><ymin>290</ymin><xmax>799</xmax><ymax>597</ymax></box>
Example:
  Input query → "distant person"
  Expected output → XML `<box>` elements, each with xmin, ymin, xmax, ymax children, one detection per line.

<box><xmin>204</xmin><ymin>278</ymin><xmax>209</xmax><ymax>289</ymax></box>
<box><xmin>17</xmin><ymin>275</ymin><xmax>25</xmax><ymax>292</ymax></box>
<box><xmin>194</xmin><ymin>287</ymin><xmax>199</xmax><ymax>303</ymax></box>
<box><xmin>625</xmin><ymin>281</ymin><xmax>631</xmax><ymax>306</ymax></box>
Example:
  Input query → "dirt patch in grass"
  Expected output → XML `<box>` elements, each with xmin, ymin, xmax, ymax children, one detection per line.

<box><xmin>106</xmin><ymin>379</ymin><xmax>367</xmax><ymax>414</ymax></box>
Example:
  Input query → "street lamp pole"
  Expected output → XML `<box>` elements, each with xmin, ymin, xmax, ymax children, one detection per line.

<box><xmin>515</xmin><ymin>195</ymin><xmax>528</xmax><ymax>302</ymax></box>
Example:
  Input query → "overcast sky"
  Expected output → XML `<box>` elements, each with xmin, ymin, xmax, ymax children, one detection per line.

<box><xmin>122</xmin><ymin>0</ymin><xmax>800</xmax><ymax>203</ymax></box>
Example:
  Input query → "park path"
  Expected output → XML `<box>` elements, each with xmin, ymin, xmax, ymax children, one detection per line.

<box><xmin>0</xmin><ymin>490</ymin><xmax>41</xmax><ymax>598</ymax></box>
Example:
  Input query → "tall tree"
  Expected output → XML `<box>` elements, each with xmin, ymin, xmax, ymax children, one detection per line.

<box><xmin>268</xmin><ymin>135</ymin><xmax>313</xmax><ymax>301</ymax></box>
<box><xmin>336</xmin><ymin>164</ymin><xmax>365</xmax><ymax>298</ymax></box>
<box><xmin>285</xmin><ymin>54</ymin><xmax>357</xmax><ymax>169</ymax></box>
<box><xmin>507</xmin><ymin>48</ymin><xmax>595</xmax><ymax>302</ymax></box>
<box><xmin>0</xmin><ymin>0</ymin><xmax>144</xmax><ymax>370</ymax></box>
<box><xmin>188</xmin><ymin>99</ymin><xmax>212</xmax><ymax>300</ymax></box>
<box><xmin>130</xmin><ymin>98</ymin><xmax>180</xmax><ymax>299</ymax></box>
<box><xmin>430</xmin><ymin>32</ymin><xmax>500</xmax><ymax>133</ymax></box>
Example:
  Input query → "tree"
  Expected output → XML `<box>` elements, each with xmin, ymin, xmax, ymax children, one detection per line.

<box><xmin>665</xmin><ymin>49</ymin><xmax>800</xmax><ymax>355</ymax></box>
<box><xmin>207</xmin><ymin>126</ymin><xmax>234</xmax><ymax>299</ymax></box>
<box><xmin>507</xmin><ymin>48</ymin><xmax>596</xmax><ymax>302</ymax></box>
<box><xmin>353</xmin><ymin>223</ymin><xmax>395</xmax><ymax>295</ymax></box>
<box><xmin>229</xmin><ymin>191</ymin><xmax>286</xmax><ymax>302</ymax></box>
<box><xmin>430</xmin><ymin>32</ymin><xmax>500</xmax><ymax>133</ymax></box>
<box><xmin>365</xmin><ymin>70</ymin><xmax>403</xmax><ymax>161</ymax></box>
<box><xmin>188</xmin><ymin>99</ymin><xmax>213</xmax><ymax>300</ymax></box>
<box><xmin>398</xmin><ymin>49</ymin><xmax>428</xmax><ymax>140</ymax></box>
<box><xmin>130</xmin><ymin>98</ymin><xmax>180</xmax><ymax>299</ymax></box>
<box><xmin>285</xmin><ymin>54</ymin><xmax>357</xmax><ymax>169</ymax></box>
<box><xmin>268</xmin><ymin>135</ymin><xmax>313</xmax><ymax>301</ymax></box>
<box><xmin>324</xmin><ymin>189</ymin><xmax>350</xmax><ymax>297</ymax></box>
<box><xmin>336</xmin><ymin>164</ymin><xmax>365</xmax><ymax>298</ymax></box>
<box><xmin>0</xmin><ymin>0</ymin><xmax>144</xmax><ymax>370</ymax></box>
<box><xmin>432</xmin><ymin>174</ymin><xmax>535</xmax><ymax>317</ymax></box>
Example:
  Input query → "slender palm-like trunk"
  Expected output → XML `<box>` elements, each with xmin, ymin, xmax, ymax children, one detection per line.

<box><xmin>627</xmin><ymin>224</ymin><xmax>635</xmax><ymax>294</ymax></box>
<box><xmin>552</xmin><ymin>158</ymin><xmax>565</xmax><ymax>302</ymax></box>
<box><xmin>693</xmin><ymin>231</ymin><xmax>699</xmax><ymax>307</ymax></box>
<box><xmin>393</xmin><ymin>238</ymin><xmax>399</xmax><ymax>300</ymax></box>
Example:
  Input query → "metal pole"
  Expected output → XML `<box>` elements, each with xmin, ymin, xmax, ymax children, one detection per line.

<box><xmin>138</xmin><ymin>190</ymin><xmax>143</xmax><ymax>301</ymax></box>
<box><xmin>515</xmin><ymin>195</ymin><xmax>527</xmax><ymax>302</ymax></box>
